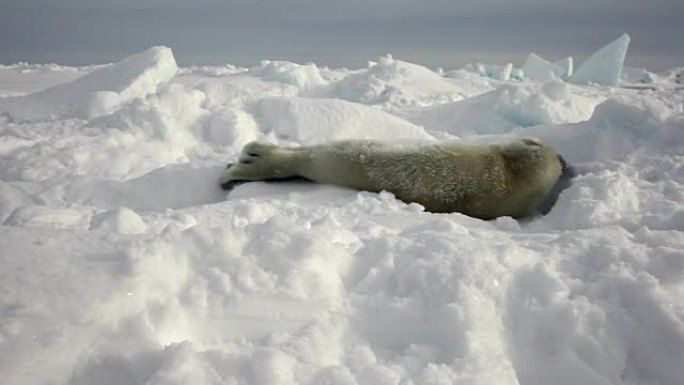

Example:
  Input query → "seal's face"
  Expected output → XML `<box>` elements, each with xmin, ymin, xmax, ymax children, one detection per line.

<box><xmin>500</xmin><ymin>137</ymin><xmax>555</xmax><ymax>172</ymax></box>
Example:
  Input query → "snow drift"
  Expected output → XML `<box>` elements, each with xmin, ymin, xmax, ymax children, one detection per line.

<box><xmin>331</xmin><ymin>55</ymin><xmax>474</xmax><ymax>107</ymax></box>
<box><xmin>252</xmin><ymin>96</ymin><xmax>433</xmax><ymax>143</ymax></box>
<box><xmin>0</xmin><ymin>46</ymin><xmax>177</xmax><ymax>121</ymax></box>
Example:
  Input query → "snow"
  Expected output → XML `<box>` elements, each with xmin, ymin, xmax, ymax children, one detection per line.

<box><xmin>252</xmin><ymin>97</ymin><xmax>432</xmax><ymax>143</ymax></box>
<box><xmin>250</xmin><ymin>61</ymin><xmax>328</xmax><ymax>94</ymax></box>
<box><xmin>1</xmin><ymin>45</ymin><xmax>683</xmax><ymax>385</ymax></box>
<box><xmin>0</xmin><ymin>46</ymin><xmax>177</xmax><ymax>120</ymax></box>
<box><xmin>398</xmin><ymin>81</ymin><xmax>599</xmax><ymax>137</ymax></box>
<box><xmin>0</xmin><ymin>66</ymin><xmax>88</xmax><ymax>97</ymax></box>
<box><xmin>331</xmin><ymin>55</ymin><xmax>474</xmax><ymax>107</ymax></box>
<box><xmin>570</xmin><ymin>34</ymin><xmax>631</xmax><ymax>87</ymax></box>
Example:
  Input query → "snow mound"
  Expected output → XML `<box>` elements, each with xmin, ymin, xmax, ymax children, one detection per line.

<box><xmin>0</xmin><ymin>46</ymin><xmax>177</xmax><ymax>120</ymax></box>
<box><xmin>62</xmin><ymin>162</ymin><xmax>227</xmax><ymax>212</ymax></box>
<box><xmin>583</xmin><ymin>95</ymin><xmax>683</xmax><ymax>157</ymax></box>
<box><xmin>571</xmin><ymin>34</ymin><xmax>630</xmax><ymax>86</ymax></box>
<box><xmin>192</xmin><ymin>75</ymin><xmax>299</xmax><ymax>107</ymax></box>
<box><xmin>495</xmin><ymin>81</ymin><xmax>596</xmax><ymax>126</ymax></box>
<box><xmin>91</xmin><ymin>82</ymin><xmax>208</xmax><ymax>144</ymax></box>
<box><xmin>517</xmin><ymin>91</ymin><xmax>684</xmax><ymax>164</ymax></box>
<box><xmin>178</xmin><ymin>64</ymin><xmax>247</xmax><ymax>77</ymax></box>
<box><xmin>253</xmin><ymin>97</ymin><xmax>433</xmax><ymax>143</ymax></box>
<box><xmin>204</xmin><ymin>106</ymin><xmax>260</xmax><ymax>147</ymax></box>
<box><xmin>250</xmin><ymin>61</ymin><xmax>328</xmax><ymax>94</ymax></box>
<box><xmin>89</xmin><ymin>207</ymin><xmax>146</xmax><ymax>234</ymax></box>
<box><xmin>332</xmin><ymin>55</ymin><xmax>466</xmax><ymax>106</ymax></box>
<box><xmin>402</xmin><ymin>81</ymin><xmax>599</xmax><ymax>136</ymax></box>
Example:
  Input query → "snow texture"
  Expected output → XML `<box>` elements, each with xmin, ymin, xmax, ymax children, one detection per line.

<box><xmin>252</xmin><ymin>97</ymin><xmax>432</xmax><ymax>143</ymax></box>
<box><xmin>1</xmin><ymin>44</ymin><xmax>683</xmax><ymax>385</ymax></box>
<box><xmin>250</xmin><ymin>61</ymin><xmax>328</xmax><ymax>94</ymax></box>
<box><xmin>331</xmin><ymin>55</ymin><xmax>472</xmax><ymax>107</ymax></box>
<box><xmin>0</xmin><ymin>46</ymin><xmax>177</xmax><ymax>120</ymax></box>
<box><xmin>399</xmin><ymin>81</ymin><xmax>599</xmax><ymax>137</ymax></box>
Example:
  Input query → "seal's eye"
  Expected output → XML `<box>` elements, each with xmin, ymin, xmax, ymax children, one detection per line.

<box><xmin>225</xmin><ymin>163</ymin><xmax>233</xmax><ymax>169</ymax></box>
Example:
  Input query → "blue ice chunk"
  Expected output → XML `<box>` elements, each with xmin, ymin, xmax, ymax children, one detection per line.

<box><xmin>570</xmin><ymin>34</ymin><xmax>630</xmax><ymax>86</ymax></box>
<box><xmin>521</xmin><ymin>53</ymin><xmax>566</xmax><ymax>82</ymax></box>
<box><xmin>554</xmin><ymin>57</ymin><xmax>574</xmax><ymax>78</ymax></box>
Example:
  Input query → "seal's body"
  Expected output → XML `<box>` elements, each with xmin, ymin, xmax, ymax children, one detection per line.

<box><xmin>220</xmin><ymin>138</ymin><xmax>568</xmax><ymax>219</ymax></box>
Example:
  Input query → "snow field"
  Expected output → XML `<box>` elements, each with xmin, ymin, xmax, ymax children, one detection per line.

<box><xmin>1</xmin><ymin>43</ymin><xmax>683</xmax><ymax>385</ymax></box>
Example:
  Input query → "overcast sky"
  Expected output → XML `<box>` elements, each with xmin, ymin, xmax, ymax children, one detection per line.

<box><xmin>1</xmin><ymin>0</ymin><xmax>682</xmax><ymax>70</ymax></box>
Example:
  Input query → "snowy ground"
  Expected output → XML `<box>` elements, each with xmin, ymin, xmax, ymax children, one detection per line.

<box><xmin>1</xmin><ymin>47</ymin><xmax>683</xmax><ymax>385</ymax></box>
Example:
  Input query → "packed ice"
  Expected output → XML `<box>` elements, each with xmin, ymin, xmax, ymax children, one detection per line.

<box><xmin>571</xmin><ymin>34</ymin><xmax>631</xmax><ymax>87</ymax></box>
<box><xmin>1</xmin><ymin>38</ymin><xmax>683</xmax><ymax>385</ymax></box>
<box><xmin>521</xmin><ymin>53</ymin><xmax>568</xmax><ymax>82</ymax></box>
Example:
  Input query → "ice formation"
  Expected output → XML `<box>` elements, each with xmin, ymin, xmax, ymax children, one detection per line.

<box><xmin>554</xmin><ymin>57</ymin><xmax>574</xmax><ymax>78</ymax></box>
<box><xmin>500</xmin><ymin>63</ymin><xmax>514</xmax><ymax>81</ymax></box>
<box><xmin>570</xmin><ymin>34</ymin><xmax>631</xmax><ymax>86</ymax></box>
<box><xmin>521</xmin><ymin>53</ymin><xmax>568</xmax><ymax>82</ymax></box>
